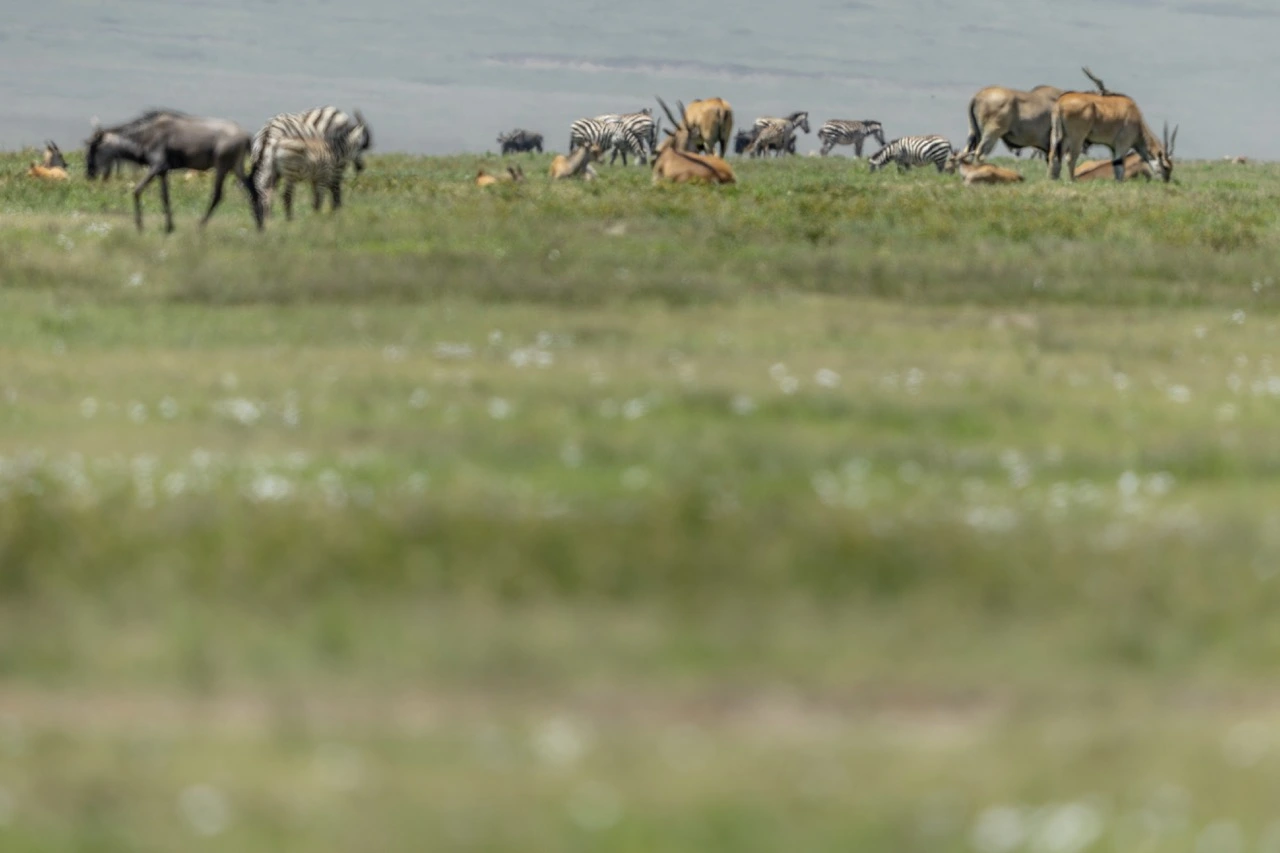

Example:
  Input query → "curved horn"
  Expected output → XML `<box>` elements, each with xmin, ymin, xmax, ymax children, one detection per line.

<box><xmin>1082</xmin><ymin>66</ymin><xmax>1110</xmax><ymax>95</ymax></box>
<box><xmin>655</xmin><ymin>97</ymin><xmax>681</xmax><ymax>129</ymax></box>
<box><xmin>1169</xmin><ymin>124</ymin><xmax>1178</xmax><ymax>156</ymax></box>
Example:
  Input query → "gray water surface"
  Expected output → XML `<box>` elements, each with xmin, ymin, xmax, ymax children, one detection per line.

<box><xmin>3</xmin><ymin>0</ymin><xmax>1276</xmax><ymax>159</ymax></box>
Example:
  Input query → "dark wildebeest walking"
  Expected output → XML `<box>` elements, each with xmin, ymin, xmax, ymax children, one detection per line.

<box><xmin>85</xmin><ymin>110</ymin><xmax>262</xmax><ymax>233</ymax></box>
<box><xmin>497</xmin><ymin>129</ymin><xmax>544</xmax><ymax>154</ymax></box>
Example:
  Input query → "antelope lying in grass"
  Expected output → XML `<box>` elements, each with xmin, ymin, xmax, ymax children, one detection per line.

<box><xmin>28</xmin><ymin>141</ymin><xmax>69</xmax><ymax>179</ymax></box>
<box><xmin>476</xmin><ymin>165</ymin><xmax>526</xmax><ymax>186</ymax></box>
<box><xmin>1073</xmin><ymin>152</ymin><xmax>1152</xmax><ymax>181</ymax></box>
<box><xmin>651</xmin><ymin>98</ymin><xmax>735</xmax><ymax>184</ymax></box>
<box><xmin>951</xmin><ymin>154</ymin><xmax>1024</xmax><ymax>185</ymax></box>
<box><xmin>549</xmin><ymin>143</ymin><xmax>603</xmax><ymax>180</ymax></box>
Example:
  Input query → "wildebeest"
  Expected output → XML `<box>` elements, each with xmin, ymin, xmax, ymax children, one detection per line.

<box><xmin>1049</xmin><ymin>92</ymin><xmax>1176</xmax><ymax>182</ymax></box>
<box><xmin>85</xmin><ymin>110</ymin><xmax>262</xmax><ymax>233</ymax></box>
<box><xmin>497</xmin><ymin>129</ymin><xmax>543</xmax><ymax>154</ymax></box>
<box><xmin>550</xmin><ymin>143</ymin><xmax>604</xmax><ymax>180</ymax></box>
<box><xmin>951</xmin><ymin>154</ymin><xmax>1025</xmax><ymax>185</ymax></box>
<box><xmin>746</xmin><ymin>111</ymin><xmax>809</xmax><ymax>157</ymax></box>
<box><xmin>682</xmin><ymin>98</ymin><xmax>734</xmax><ymax>158</ymax></box>
<box><xmin>651</xmin><ymin>98</ymin><xmax>735</xmax><ymax>184</ymax></box>
<box><xmin>87</xmin><ymin>109</ymin><xmax>187</xmax><ymax>180</ymax></box>
<box><xmin>476</xmin><ymin>165</ymin><xmax>526</xmax><ymax>186</ymax></box>
<box><xmin>1073</xmin><ymin>152</ymin><xmax>1153</xmax><ymax>181</ymax></box>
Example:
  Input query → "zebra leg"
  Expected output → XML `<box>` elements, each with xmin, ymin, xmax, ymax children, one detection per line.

<box><xmin>330</xmin><ymin>180</ymin><xmax>342</xmax><ymax>211</ymax></box>
<box><xmin>283</xmin><ymin>181</ymin><xmax>295</xmax><ymax>221</ymax></box>
<box><xmin>854</xmin><ymin>139</ymin><xmax>864</xmax><ymax>158</ymax></box>
<box><xmin>312</xmin><ymin>181</ymin><xmax>323</xmax><ymax>212</ymax></box>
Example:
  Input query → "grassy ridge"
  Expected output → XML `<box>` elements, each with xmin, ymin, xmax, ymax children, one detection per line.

<box><xmin>2</xmin><ymin>151</ymin><xmax>1279</xmax><ymax>851</ymax></box>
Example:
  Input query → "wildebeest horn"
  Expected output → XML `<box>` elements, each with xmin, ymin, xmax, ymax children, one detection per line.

<box><xmin>655</xmin><ymin>97</ymin><xmax>681</xmax><ymax>129</ymax></box>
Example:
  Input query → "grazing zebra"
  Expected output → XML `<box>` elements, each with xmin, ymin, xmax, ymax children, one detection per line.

<box><xmin>868</xmin><ymin>135</ymin><xmax>953</xmax><ymax>172</ymax></box>
<box><xmin>747</xmin><ymin>111</ymin><xmax>809</xmax><ymax>157</ymax></box>
<box><xmin>266</xmin><ymin>133</ymin><xmax>346</xmax><ymax>220</ymax></box>
<box><xmin>817</xmin><ymin>120</ymin><xmax>885</xmax><ymax>157</ymax></box>
<box><xmin>569</xmin><ymin>117</ymin><xmax>647</xmax><ymax>166</ymax></box>
<box><xmin>593</xmin><ymin>109</ymin><xmax>656</xmax><ymax>164</ymax></box>
<box><xmin>250</xmin><ymin>106</ymin><xmax>372</xmax><ymax>198</ymax></box>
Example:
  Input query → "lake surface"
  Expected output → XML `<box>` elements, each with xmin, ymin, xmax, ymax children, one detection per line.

<box><xmin>3</xmin><ymin>0</ymin><xmax>1277</xmax><ymax>159</ymax></box>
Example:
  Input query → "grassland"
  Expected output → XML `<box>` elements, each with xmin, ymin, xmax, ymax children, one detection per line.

<box><xmin>2</xmin><ymin>149</ymin><xmax>1280</xmax><ymax>851</ymax></box>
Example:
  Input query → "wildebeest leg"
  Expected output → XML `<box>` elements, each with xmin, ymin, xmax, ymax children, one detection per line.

<box><xmin>132</xmin><ymin>163</ymin><xmax>166</xmax><ymax>232</ymax></box>
<box><xmin>158</xmin><ymin>172</ymin><xmax>175</xmax><ymax>233</ymax></box>
<box><xmin>234</xmin><ymin>159</ymin><xmax>263</xmax><ymax>230</ymax></box>
<box><xmin>200</xmin><ymin>165</ymin><xmax>230</xmax><ymax>228</ymax></box>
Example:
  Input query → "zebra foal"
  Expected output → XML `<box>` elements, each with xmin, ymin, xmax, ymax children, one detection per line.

<box><xmin>251</xmin><ymin>106</ymin><xmax>372</xmax><ymax>199</ymax></box>
<box><xmin>868</xmin><ymin>135</ymin><xmax>953</xmax><ymax>172</ymax></box>
<box><xmin>261</xmin><ymin>126</ymin><xmax>364</xmax><ymax>220</ymax></box>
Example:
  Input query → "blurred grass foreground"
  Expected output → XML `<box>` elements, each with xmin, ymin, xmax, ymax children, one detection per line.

<box><xmin>2</xmin><ymin>151</ymin><xmax>1280</xmax><ymax>851</ymax></box>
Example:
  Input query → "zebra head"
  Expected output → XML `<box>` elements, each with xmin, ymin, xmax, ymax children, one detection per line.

<box><xmin>867</xmin><ymin>143</ymin><xmax>893</xmax><ymax>172</ymax></box>
<box><xmin>789</xmin><ymin>111</ymin><xmax>810</xmax><ymax>134</ymax></box>
<box><xmin>346</xmin><ymin>110</ymin><xmax>372</xmax><ymax>173</ymax></box>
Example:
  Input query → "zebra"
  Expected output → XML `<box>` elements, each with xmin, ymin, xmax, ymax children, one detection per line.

<box><xmin>867</xmin><ymin>135</ymin><xmax>953</xmax><ymax>173</ymax></box>
<box><xmin>593</xmin><ymin>109</ymin><xmax>656</xmax><ymax>164</ymax></box>
<box><xmin>266</xmin><ymin>132</ymin><xmax>347</xmax><ymax>220</ymax></box>
<box><xmin>254</xmin><ymin>115</ymin><xmax>369</xmax><ymax>219</ymax></box>
<box><xmin>250</xmin><ymin>106</ymin><xmax>372</xmax><ymax>199</ymax></box>
<box><xmin>818</xmin><ymin>120</ymin><xmax>886</xmax><ymax>157</ymax></box>
<box><xmin>747</xmin><ymin>111</ymin><xmax>809</xmax><ymax>157</ymax></box>
<box><xmin>569</xmin><ymin>117</ymin><xmax>647</xmax><ymax>166</ymax></box>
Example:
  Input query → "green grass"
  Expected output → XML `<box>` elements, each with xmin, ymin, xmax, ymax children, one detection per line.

<box><xmin>2</xmin><ymin>149</ymin><xmax>1280</xmax><ymax>851</ymax></box>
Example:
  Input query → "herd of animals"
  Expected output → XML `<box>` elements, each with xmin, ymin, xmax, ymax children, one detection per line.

<box><xmin>17</xmin><ymin>67</ymin><xmax>1239</xmax><ymax>233</ymax></box>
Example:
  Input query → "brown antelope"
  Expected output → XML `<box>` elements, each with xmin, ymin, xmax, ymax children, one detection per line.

<box><xmin>549</xmin><ymin>143</ymin><xmax>603</xmax><ymax>180</ymax></box>
<box><xmin>476</xmin><ymin>165</ymin><xmax>526</xmax><ymax>187</ymax></box>
<box><xmin>1073</xmin><ymin>152</ymin><xmax>1153</xmax><ymax>182</ymax></box>
<box><xmin>953</xmin><ymin>67</ymin><xmax>1114</xmax><ymax>166</ymax></box>
<box><xmin>682</xmin><ymin>97</ymin><xmax>734</xmax><ymax>158</ymax></box>
<box><xmin>1049</xmin><ymin>91</ymin><xmax>1176</xmax><ymax>182</ymax></box>
<box><xmin>951</xmin><ymin>154</ymin><xmax>1024</xmax><ymax>185</ymax></box>
<box><xmin>651</xmin><ymin>98</ymin><xmax>736</xmax><ymax>184</ymax></box>
<box><xmin>27</xmin><ymin>163</ymin><xmax>69</xmax><ymax>181</ymax></box>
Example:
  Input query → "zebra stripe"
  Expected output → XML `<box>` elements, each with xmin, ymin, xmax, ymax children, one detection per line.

<box><xmin>570</xmin><ymin>118</ymin><xmax>647</xmax><ymax>166</ymax></box>
<box><xmin>818</xmin><ymin>120</ymin><xmax>885</xmax><ymax>157</ymax></box>
<box><xmin>594</xmin><ymin>110</ymin><xmax>655</xmax><ymax>164</ymax></box>
<box><xmin>250</xmin><ymin>106</ymin><xmax>372</xmax><ymax>195</ymax></box>
<box><xmin>868</xmin><ymin>135</ymin><xmax>953</xmax><ymax>173</ymax></box>
<box><xmin>747</xmin><ymin>112</ymin><xmax>809</xmax><ymax>157</ymax></box>
<box><xmin>268</xmin><ymin>135</ymin><xmax>346</xmax><ymax>220</ymax></box>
